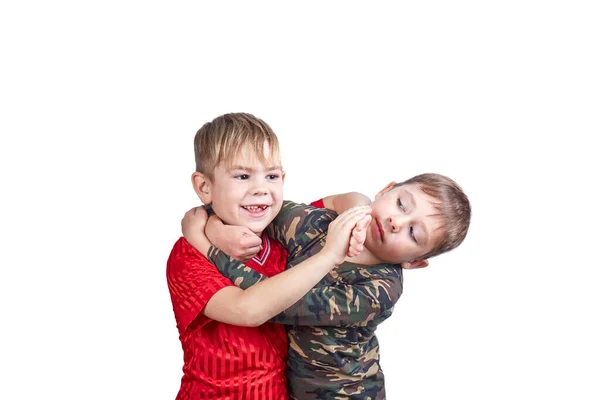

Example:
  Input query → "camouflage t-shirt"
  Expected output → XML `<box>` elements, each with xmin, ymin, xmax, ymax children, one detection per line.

<box><xmin>207</xmin><ymin>200</ymin><xmax>403</xmax><ymax>400</ymax></box>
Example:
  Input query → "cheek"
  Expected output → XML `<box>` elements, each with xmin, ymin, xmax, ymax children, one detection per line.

<box><xmin>271</xmin><ymin>186</ymin><xmax>284</xmax><ymax>200</ymax></box>
<box><xmin>386</xmin><ymin>237</ymin><xmax>416</xmax><ymax>260</ymax></box>
<box><xmin>389</xmin><ymin>244</ymin><xmax>405</xmax><ymax>260</ymax></box>
<box><xmin>223</xmin><ymin>184</ymin><xmax>244</xmax><ymax>199</ymax></box>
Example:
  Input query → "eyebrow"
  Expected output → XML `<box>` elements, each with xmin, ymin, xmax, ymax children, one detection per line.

<box><xmin>228</xmin><ymin>165</ymin><xmax>283</xmax><ymax>172</ymax></box>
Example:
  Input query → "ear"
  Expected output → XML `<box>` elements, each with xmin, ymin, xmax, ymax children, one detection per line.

<box><xmin>401</xmin><ymin>259</ymin><xmax>429</xmax><ymax>270</ymax></box>
<box><xmin>375</xmin><ymin>181</ymin><xmax>397</xmax><ymax>199</ymax></box>
<box><xmin>281</xmin><ymin>170</ymin><xmax>286</xmax><ymax>184</ymax></box>
<box><xmin>191</xmin><ymin>172</ymin><xmax>212</xmax><ymax>204</ymax></box>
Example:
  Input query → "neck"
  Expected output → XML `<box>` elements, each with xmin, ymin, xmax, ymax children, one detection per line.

<box><xmin>344</xmin><ymin>248</ymin><xmax>383</xmax><ymax>266</ymax></box>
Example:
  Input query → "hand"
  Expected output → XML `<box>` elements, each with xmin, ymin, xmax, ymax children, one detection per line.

<box><xmin>321</xmin><ymin>205</ymin><xmax>372</xmax><ymax>266</ymax></box>
<box><xmin>181</xmin><ymin>206</ymin><xmax>211</xmax><ymax>256</ymax></box>
<box><xmin>347</xmin><ymin>213</ymin><xmax>371</xmax><ymax>258</ymax></box>
<box><xmin>206</xmin><ymin>216</ymin><xmax>263</xmax><ymax>261</ymax></box>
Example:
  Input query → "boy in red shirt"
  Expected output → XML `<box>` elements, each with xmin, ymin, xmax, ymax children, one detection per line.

<box><xmin>166</xmin><ymin>113</ymin><xmax>370</xmax><ymax>399</ymax></box>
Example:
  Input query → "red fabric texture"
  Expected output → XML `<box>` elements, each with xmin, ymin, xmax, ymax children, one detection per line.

<box><xmin>309</xmin><ymin>199</ymin><xmax>325</xmax><ymax>209</ymax></box>
<box><xmin>167</xmin><ymin>236</ymin><xmax>288</xmax><ymax>399</ymax></box>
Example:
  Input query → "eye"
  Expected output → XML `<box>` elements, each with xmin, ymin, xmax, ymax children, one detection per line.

<box><xmin>267</xmin><ymin>174</ymin><xmax>280</xmax><ymax>180</ymax></box>
<box><xmin>409</xmin><ymin>226</ymin><xmax>418</xmax><ymax>244</ymax></box>
<box><xmin>235</xmin><ymin>174</ymin><xmax>250</xmax><ymax>180</ymax></box>
<box><xmin>397</xmin><ymin>199</ymin><xmax>406</xmax><ymax>211</ymax></box>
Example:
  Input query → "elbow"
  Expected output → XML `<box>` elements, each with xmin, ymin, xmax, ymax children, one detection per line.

<box><xmin>379</xmin><ymin>293</ymin><xmax>401</xmax><ymax>315</ymax></box>
<box><xmin>244</xmin><ymin>318</ymin><xmax>265</xmax><ymax>328</ymax></box>
<box><xmin>245</xmin><ymin>309</ymin><xmax>271</xmax><ymax>327</ymax></box>
<box><xmin>235</xmin><ymin>304</ymin><xmax>270</xmax><ymax>327</ymax></box>
<box><xmin>241</xmin><ymin>313</ymin><xmax>268</xmax><ymax>327</ymax></box>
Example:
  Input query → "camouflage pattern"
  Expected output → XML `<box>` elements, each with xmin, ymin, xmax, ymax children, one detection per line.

<box><xmin>207</xmin><ymin>200</ymin><xmax>403</xmax><ymax>400</ymax></box>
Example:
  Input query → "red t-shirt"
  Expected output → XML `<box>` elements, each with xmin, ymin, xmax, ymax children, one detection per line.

<box><xmin>309</xmin><ymin>199</ymin><xmax>325</xmax><ymax>209</ymax></box>
<box><xmin>167</xmin><ymin>234</ymin><xmax>289</xmax><ymax>400</ymax></box>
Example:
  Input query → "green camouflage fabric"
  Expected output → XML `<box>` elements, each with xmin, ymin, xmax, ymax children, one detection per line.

<box><xmin>207</xmin><ymin>200</ymin><xmax>403</xmax><ymax>400</ymax></box>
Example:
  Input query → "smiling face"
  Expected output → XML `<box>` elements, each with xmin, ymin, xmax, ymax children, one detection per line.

<box><xmin>365</xmin><ymin>183</ymin><xmax>445</xmax><ymax>264</ymax></box>
<box><xmin>194</xmin><ymin>142</ymin><xmax>284</xmax><ymax>235</ymax></box>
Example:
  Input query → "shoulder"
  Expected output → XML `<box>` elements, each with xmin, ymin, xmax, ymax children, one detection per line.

<box><xmin>280</xmin><ymin>200</ymin><xmax>337</xmax><ymax>219</ymax></box>
<box><xmin>167</xmin><ymin>237</ymin><xmax>217</xmax><ymax>277</ymax></box>
<box><xmin>309</xmin><ymin>198</ymin><xmax>325</xmax><ymax>208</ymax></box>
<box><xmin>167</xmin><ymin>237</ymin><xmax>208</xmax><ymax>263</ymax></box>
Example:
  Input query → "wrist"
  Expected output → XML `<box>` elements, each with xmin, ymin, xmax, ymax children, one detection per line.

<box><xmin>206</xmin><ymin>215</ymin><xmax>222</xmax><ymax>242</ymax></box>
<box><xmin>315</xmin><ymin>250</ymin><xmax>341</xmax><ymax>270</ymax></box>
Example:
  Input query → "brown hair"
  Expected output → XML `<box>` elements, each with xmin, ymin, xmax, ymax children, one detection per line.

<box><xmin>395</xmin><ymin>173</ymin><xmax>471</xmax><ymax>259</ymax></box>
<box><xmin>194</xmin><ymin>113</ymin><xmax>281</xmax><ymax>179</ymax></box>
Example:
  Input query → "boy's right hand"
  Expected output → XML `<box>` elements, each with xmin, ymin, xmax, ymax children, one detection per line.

<box><xmin>206</xmin><ymin>216</ymin><xmax>262</xmax><ymax>262</ymax></box>
<box><xmin>322</xmin><ymin>205</ymin><xmax>372</xmax><ymax>267</ymax></box>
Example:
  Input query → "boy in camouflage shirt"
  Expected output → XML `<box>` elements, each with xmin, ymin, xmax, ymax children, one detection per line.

<box><xmin>184</xmin><ymin>174</ymin><xmax>471</xmax><ymax>399</ymax></box>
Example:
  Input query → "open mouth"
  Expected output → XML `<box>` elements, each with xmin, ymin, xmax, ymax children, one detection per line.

<box><xmin>241</xmin><ymin>205</ymin><xmax>269</xmax><ymax>212</ymax></box>
<box><xmin>241</xmin><ymin>205</ymin><xmax>270</xmax><ymax>218</ymax></box>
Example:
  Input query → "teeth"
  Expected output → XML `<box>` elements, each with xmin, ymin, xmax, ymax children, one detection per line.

<box><xmin>243</xmin><ymin>205</ymin><xmax>268</xmax><ymax>211</ymax></box>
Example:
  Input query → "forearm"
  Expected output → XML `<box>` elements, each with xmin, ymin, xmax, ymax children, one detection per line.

<box><xmin>208</xmin><ymin>247</ymin><xmax>339</xmax><ymax>326</ymax></box>
<box><xmin>270</xmin><ymin>272</ymin><xmax>403</xmax><ymax>326</ymax></box>
<box><xmin>270</xmin><ymin>284</ymin><xmax>369</xmax><ymax>326</ymax></box>
<box><xmin>185</xmin><ymin>232</ymin><xmax>211</xmax><ymax>257</ymax></box>
<box><xmin>210</xmin><ymin>246</ymin><xmax>403</xmax><ymax>327</ymax></box>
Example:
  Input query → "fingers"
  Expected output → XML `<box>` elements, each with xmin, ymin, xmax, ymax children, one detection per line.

<box><xmin>347</xmin><ymin>218</ymin><xmax>368</xmax><ymax>258</ymax></box>
<box><xmin>182</xmin><ymin>206</ymin><xmax>209</xmax><ymax>234</ymax></box>
<box><xmin>352</xmin><ymin>215</ymin><xmax>370</xmax><ymax>242</ymax></box>
<box><xmin>245</xmin><ymin>245</ymin><xmax>262</xmax><ymax>254</ymax></box>
<box><xmin>354</xmin><ymin>215</ymin><xmax>371</xmax><ymax>232</ymax></box>
<box><xmin>193</xmin><ymin>206</ymin><xmax>208</xmax><ymax>218</ymax></box>
<box><xmin>182</xmin><ymin>207</ymin><xmax>196</xmax><ymax>221</ymax></box>
<box><xmin>347</xmin><ymin>237</ymin><xmax>363</xmax><ymax>257</ymax></box>
<box><xmin>184</xmin><ymin>206</ymin><xmax>207</xmax><ymax>220</ymax></box>
<box><xmin>232</xmin><ymin>244</ymin><xmax>261</xmax><ymax>262</ymax></box>
<box><xmin>325</xmin><ymin>206</ymin><xmax>372</xmax><ymax>262</ymax></box>
<box><xmin>240</xmin><ymin>232</ymin><xmax>263</xmax><ymax>248</ymax></box>
<box><xmin>239</xmin><ymin>245</ymin><xmax>262</xmax><ymax>261</ymax></box>
<box><xmin>332</xmin><ymin>205</ymin><xmax>371</xmax><ymax>229</ymax></box>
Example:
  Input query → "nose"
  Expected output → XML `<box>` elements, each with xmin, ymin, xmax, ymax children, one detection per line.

<box><xmin>250</xmin><ymin>186</ymin><xmax>268</xmax><ymax>196</ymax></box>
<box><xmin>388</xmin><ymin>215</ymin><xmax>409</xmax><ymax>233</ymax></box>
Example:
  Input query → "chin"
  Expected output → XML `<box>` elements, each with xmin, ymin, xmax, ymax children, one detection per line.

<box><xmin>242</xmin><ymin>209</ymin><xmax>278</xmax><ymax>234</ymax></box>
<box><xmin>247</xmin><ymin>221</ymin><xmax>272</xmax><ymax>235</ymax></box>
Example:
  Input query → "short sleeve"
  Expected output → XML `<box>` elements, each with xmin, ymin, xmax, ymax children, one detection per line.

<box><xmin>166</xmin><ymin>238</ymin><xmax>233</xmax><ymax>333</ymax></box>
<box><xmin>309</xmin><ymin>199</ymin><xmax>325</xmax><ymax>208</ymax></box>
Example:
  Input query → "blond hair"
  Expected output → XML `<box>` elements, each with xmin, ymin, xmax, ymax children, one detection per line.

<box><xmin>194</xmin><ymin>113</ymin><xmax>281</xmax><ymax>179</ymax></box>
<box><xmin>395</xmin><ymin>173</ymin><xmax>471</xmax><ymax>259</ymax></box>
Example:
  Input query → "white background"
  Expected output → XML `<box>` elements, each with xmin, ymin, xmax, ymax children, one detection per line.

<box><xmin>1</xmin><ymin>1</ymin><xmax>599</xmax><ymax>399</ymax></box>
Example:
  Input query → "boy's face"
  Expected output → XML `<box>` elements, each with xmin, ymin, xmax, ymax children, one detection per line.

<box><xmin>198</xmin><ymin>143</ymin><xmax>284</xmax><ymax>235</ymax></box>
<box><xmin>365</xmin><ymin>183</ymin><xmax>444</xmax><ymax>264</ymax></box>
